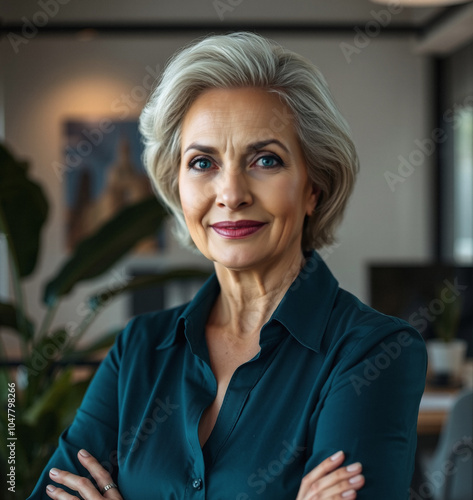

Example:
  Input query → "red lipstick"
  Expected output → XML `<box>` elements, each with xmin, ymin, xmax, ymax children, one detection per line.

<box><xmin>210</xmin><ymin>220</ymin><xmax>267</xmax><ymax>239</ymax></box>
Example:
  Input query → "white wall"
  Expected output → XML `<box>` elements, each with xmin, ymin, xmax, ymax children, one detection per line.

<box><xmin>0</xmin><ymin>1</ymin><xmax>433</xmax><ymax>355</ymax></box>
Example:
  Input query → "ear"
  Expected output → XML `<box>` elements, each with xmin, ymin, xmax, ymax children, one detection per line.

<box><xmin>306</xmin><ymin>185</ymin><xmax>321</xmax><ymax>216</ymax></box>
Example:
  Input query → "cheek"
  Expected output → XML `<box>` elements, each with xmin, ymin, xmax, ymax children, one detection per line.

<box><xmin>263</xmin><ymin>176</ymin><xmax>306</xmax><ymax>217</ymax></box>
<box><xmin>178</xmin><ymin>175</ymin><xmax>211</xmax><ymax>224</ymax></box>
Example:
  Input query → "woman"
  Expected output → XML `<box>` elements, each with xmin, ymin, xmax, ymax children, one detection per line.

<box><xmin>28</xmin><ymin>32</ymin><xmax>427</xmax><ymax>499</ymax></box>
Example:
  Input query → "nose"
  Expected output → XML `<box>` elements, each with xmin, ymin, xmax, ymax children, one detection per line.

<box><xmin>215</xmin><ymin>169</ymin><xmax>253</xmax><ymax>210</ymax></box>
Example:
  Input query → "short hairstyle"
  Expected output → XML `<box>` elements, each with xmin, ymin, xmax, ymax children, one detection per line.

<box><xmin>139</xmin><ymin>31</ymin><xmax>359</xmax><ymax>251</ymax></box>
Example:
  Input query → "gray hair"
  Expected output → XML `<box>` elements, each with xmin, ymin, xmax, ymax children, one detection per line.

<box><xmin>139</xmin><ymin>31</ymin><xmax>359</xmax><ymax>251</ymax></box>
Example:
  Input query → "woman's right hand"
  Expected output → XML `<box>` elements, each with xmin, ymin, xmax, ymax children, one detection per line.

<box><xmin>295</xmin><ymin>451</ymin><xmax>365</xmax><ymax>500</ymax></box>
<box><xmin>45</xmin><ymin>449</ymin><xmax>124</xmax><ymax>500</ymax></box>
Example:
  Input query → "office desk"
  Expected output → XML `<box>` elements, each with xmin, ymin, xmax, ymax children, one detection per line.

<box><xmin>417</xmin><ymin>384</ymin><xmax>462</xmax><ymax>435</ymax></box>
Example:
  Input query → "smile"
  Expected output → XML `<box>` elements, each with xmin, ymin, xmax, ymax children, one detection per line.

<box><xmin>210</xmin><ymin>220</ymin><xmax>267</xmax><ymax>239</ymax></box>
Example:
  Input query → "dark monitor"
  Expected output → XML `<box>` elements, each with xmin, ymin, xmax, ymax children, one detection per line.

<box><xmin>368</xmin><ymin>263</ymin><xmax>473</xmax><ymax>357</ymax></box>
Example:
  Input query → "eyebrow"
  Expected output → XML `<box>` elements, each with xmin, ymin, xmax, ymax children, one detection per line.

<box><xmin>183</xmin><ymin>139</ymin><xmax>290</xmax><ymax>155</ymax></box>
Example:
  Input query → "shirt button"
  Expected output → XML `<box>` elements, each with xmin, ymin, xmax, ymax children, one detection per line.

<box><xmin>192</xmin><ymin>478</ymin><xmax>203</xmax><ymax>490</ymax></box>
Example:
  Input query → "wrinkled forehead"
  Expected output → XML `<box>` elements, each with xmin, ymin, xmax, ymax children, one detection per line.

<box><xmin>180</xmin><ymin>87</ymin><xmax>298</xmax><ymax>151</ymax></box>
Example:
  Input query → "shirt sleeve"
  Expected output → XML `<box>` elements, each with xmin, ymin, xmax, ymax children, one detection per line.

<box><xmin>26</xmin><ymin>319</ymin><xmax>134</xmax><ymax>500</ymax></box>
<box><xmin>303</xmin><ymin>326</ymin><xmax>427</xmax><ymax>499</ymax></box>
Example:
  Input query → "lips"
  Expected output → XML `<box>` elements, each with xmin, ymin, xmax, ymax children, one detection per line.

<box><xmin>210</xmin><ymin>220</ymin><xmax>267</xmax><ymax>239</ymax></box>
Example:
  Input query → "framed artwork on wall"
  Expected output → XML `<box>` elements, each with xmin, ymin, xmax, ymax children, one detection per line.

<box><xmin>62</xmin><ymin>119</ymin><xmax>165</xmax><ymax>253</ymax></box>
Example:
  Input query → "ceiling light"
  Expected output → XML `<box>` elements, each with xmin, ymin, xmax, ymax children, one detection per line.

<box><xmin>371</xmin><ymin>0</ymin><xmax>471</xmax><ymax>6</ymax></box>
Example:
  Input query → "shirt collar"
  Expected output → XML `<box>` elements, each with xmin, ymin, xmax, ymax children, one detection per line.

<box><xmin>173</xmin><ymin>273</ymin><xmax>220</xmax><ymax>364</ymax></box>
<box><xmin>171</xmin><ymin>250</ymin><xmax>340</xmax><ymax>357</ymax></box>
<box><xmin>269</xmin><ymin>250</ymin><xmax>339</xmax><ymax>352</ymax></box>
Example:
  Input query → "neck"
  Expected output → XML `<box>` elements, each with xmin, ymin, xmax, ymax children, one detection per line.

<box><xmin>209</xmin><ymin>250</ymin><xmax>306</xmax><ymax>340</ymax></box>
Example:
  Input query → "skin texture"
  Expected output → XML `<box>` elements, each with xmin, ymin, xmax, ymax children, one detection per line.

<box><xmin>46</xmin><ymin>450</ymin><xmax>124</xmax><ymax>500</ymax></box>
<box><xmin>45</xmin><ymin>88</ymin><xmax>365</xmax><ymax>499</ymax></box>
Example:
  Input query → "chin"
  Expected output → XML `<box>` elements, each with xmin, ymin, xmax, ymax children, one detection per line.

<box><xmin>209</xmin><ymin>244</ymin><xmax>266</xmax><ymax>271</ymax></box>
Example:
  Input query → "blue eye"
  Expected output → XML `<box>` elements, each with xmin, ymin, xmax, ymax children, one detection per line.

<box><xmin>189</xmin><ymin>157</ymin><xmax>212</xmax><ymax>170</ymax></box>
<box><xmin>256</xmin><ymin>155</ymin><xmax>282</xmax><ymax>169</ymax></box>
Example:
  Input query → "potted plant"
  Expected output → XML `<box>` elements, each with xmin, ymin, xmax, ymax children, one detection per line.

<box><xmin>0</xmin><ymin>143</ymin><xmax>209</xmax><ymax>498</ymax></box>
<box><xmin>427</xmin><ymin>289</ymin><xmax>467</xmax><ymax>386</ymax></box>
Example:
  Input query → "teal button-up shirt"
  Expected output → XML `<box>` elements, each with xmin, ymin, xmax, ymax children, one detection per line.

<box><xmin>28</xmin><ymin>250</ymin><xmax>427</xmax><ymax>499</ymax></box>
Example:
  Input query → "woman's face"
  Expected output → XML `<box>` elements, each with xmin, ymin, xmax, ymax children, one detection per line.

<box><xmin>178</xmin><ymin>87</ymin><xmax>318</xmax><ymax>271</ymax></box>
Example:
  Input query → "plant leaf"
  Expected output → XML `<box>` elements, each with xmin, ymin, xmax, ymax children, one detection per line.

<box><xmin>23</xmin><ymin>329</ymin><xmax>71</xmax><ymax>403</ymax></box>
<box><xmin>61</xmin><ymin>328</ymin><xmax>121</xmax><ymax>359</ymax></box>
<box><xmin>0</xmin><ymin>301</ymin><xmax>35</xmax><ymax>341</ymax></box>
<box><xmin>43</xmin><ymin>196</ymin><xmax>167</xmax><ymax>306</ymax></box>
<box><xmin>22</xmin><ymin>367</ymin><xmax>74</xmax><ymax>425</ymax></box>
<box><xmin>0</xmin><ymin>143</ymin><xmax>49</xmax><ymax>277</ymax></box>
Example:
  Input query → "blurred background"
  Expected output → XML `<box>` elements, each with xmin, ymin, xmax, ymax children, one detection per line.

<box><xmin>0</xmin><ymin>0</ymin><xmax>472</xmax><ymax>498</ymax></box>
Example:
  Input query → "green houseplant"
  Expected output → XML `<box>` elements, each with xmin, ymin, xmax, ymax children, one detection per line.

<box><xmin>427</xmin><ymin>288</ymin><xmax>467</xmax><ymax>385</ymax></box>
<box><xmin>0</xmin><ymin>143</ymin><xmax>209</xmax><ymax>498</ymax></box>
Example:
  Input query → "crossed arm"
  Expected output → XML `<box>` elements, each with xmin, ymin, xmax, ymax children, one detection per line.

<box><xmin>28</xmin><ymin>325</ymin><xmax>427</xmax><ymax>499</ymax></box>
<box><xmin>43</xmin><ymin>448</ymin><xmax>365</xmax><ymax>500</ymax></box>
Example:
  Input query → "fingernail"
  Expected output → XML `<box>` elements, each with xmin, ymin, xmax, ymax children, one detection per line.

<box><xmin>79</xmin><ymin>449</ymin><xmax>90</xmax><ymax>457</ymax></box>
<box><xmin>330</xmin><ymin>450</ymin><xmax>344</xmax><ymax>461</ymax></box>
<box><xmin>49</xmin><ymin>468</ymin><xmax>59</xmax><ymax>476</ymax></box>
<box><xmin>342</xmin><ymin>490</ymin><xmax>355</xmax><ymax>498</ymax></box>
<box><xmin>346</xmin><ymin>462</ymin><xmax>361</xmax><ymax>472</ymax></box>
<box><xmin>46</xmin><ymin>485</ymin><xmax>56</xmax><ymax>492</ymax></box>
<box><xmin>349</xmin><ymin>474</ymin><xmax>363</xmax><ymax>484</ymax></box>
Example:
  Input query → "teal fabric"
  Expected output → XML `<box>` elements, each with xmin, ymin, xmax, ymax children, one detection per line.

<box><xmin>27</xmin><ymin>251</ymin><xmax>427</xmax><ymax>499</ymax></box>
